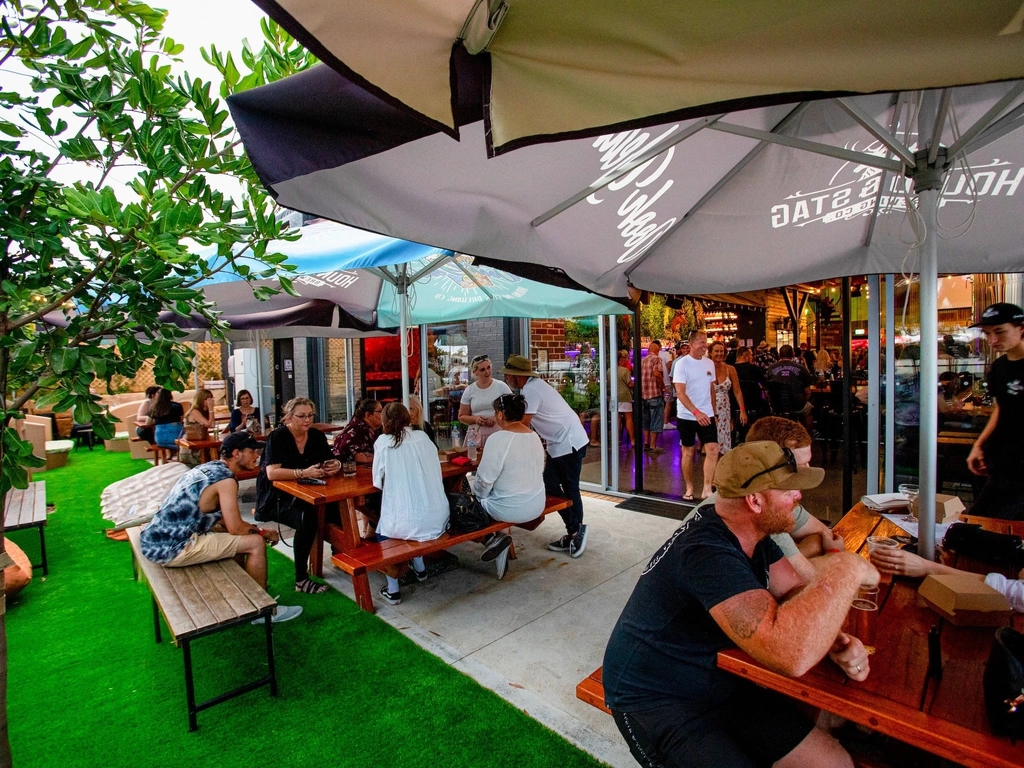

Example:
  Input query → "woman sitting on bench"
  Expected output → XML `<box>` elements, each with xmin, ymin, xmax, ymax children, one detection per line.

<box><xmin>372</xmin><ymin>402</ymin><xmax>449</xmax><ymax>606</ymax></box>
<box><xmin>471</xmin><ymin>394</ymin><xmax>546</xmax><ymax>578</ymax></box>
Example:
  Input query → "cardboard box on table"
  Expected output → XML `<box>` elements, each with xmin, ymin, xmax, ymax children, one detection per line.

<box><xmin>912</xmin><ymin>494</ymin><xmax>966</xmax><ymax>524</ymax></box>
<box><xmin>918</xmin><ymin>574</ymin><xmax>1012</xmax><ymax>626</ymax></box>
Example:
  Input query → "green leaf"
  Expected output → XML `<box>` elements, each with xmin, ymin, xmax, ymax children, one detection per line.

<box><xmin>50</xmin><ymin>346</ymin><xmax>80</xmax><ymax>374</ymax></box>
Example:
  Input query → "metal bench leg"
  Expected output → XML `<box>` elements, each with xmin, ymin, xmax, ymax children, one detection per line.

<box><xmin>38</xmin><ymin>525</ymin><xmax>47</xmax><ymax>576</ymax></box>
<box><xmin>182</xmin><ymin>638</ymin><xmax>199</xmax><ymax>731</ymax></box>
<box><xmin>153</xmin><ymin>597</ymin><xmax>162</xmax><ymax>644</ymax></box>
<box><xmin>264</xmin><ymin>613</ymin><xmax>278</xmax><ymax>697</ymax></box>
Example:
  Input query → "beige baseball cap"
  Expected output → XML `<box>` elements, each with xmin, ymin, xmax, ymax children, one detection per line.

<box><xmin>715</xmin><ymin>441</ymin><xmax>824</xmax><ymax>499</ymax></box>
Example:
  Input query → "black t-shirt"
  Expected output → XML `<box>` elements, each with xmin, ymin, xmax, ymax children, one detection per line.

<box><xmin>734</xmin><ymin>362</ymin><xmax>768</xmax><ymax>412</ymax></box>
<box><xmin>987</xmin><ymin>355</ymin><xmax>1024</xmax><ymax>463</ymax></box>
<box><xmin>255</xmin><ymin>425</ymin><xmax>334</xmax><ymax>515</ymax></box>
<box><xmin>767</xmin><ymin>359</ymin><xmax>813</xmax><ymax>413</ymax></box>
<box><xmin>152</xmin><ymin>402</ymin><xmax>183</xmax><ymax>425</ymax></box>
<box><xmin>602</xmin><ymin>508</ymin><xmax>783</xmax><ymax>713</ymax></box>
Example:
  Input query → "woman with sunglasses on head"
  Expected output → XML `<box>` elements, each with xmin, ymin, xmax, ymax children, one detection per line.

<box><xmin>458</xmin><ymin>354</ymin><xmax>511</xmax><ymax>450</ymax></box>
<box><xmin>256</xmin><ymin>397</ymin><xmax>341</xmax><ymax>595</ymax></box>
<box><xmin>470</xmin><ymin>393</ymin><xmax>546</xmax><ymax>578</ymax></box>
<box><xmin>372</xmin><ymin>402</ymin><xmax>449</xmax><ymax>606</ymax></box>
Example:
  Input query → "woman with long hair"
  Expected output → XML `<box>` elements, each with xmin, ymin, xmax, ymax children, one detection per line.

<box><xmin>471</xmin><ymin>393</ymin><xmax>546</xmax><ymax>579</ymax></box>
<box><xmin>372</xmin><ymin>402</ymin><xmax>449</xmax><ymax>606</ymax></box>
<box><xmin>458</xmin><ymin>354</ymin><xmax>511</xmax><ymax>450</ymax></box>
<box><xmin>150</xmin><ymin>388</ymin><xmax>185</xmax><ymax>450</ymax></box>
<box><xmin>408</xmin><ymin>395</ymin><xmax>436</xmax><ymax>445</ymax></box>
<box><xmin>709</xmin><ymin>340</ymin><xmax>747</xmax><ymax>453</ymax></box>
<box><xmin>256</xmin><ymin>397</ymin><xmax>341</xmax><ymax>594</ymax></box>
<box><xmin>184</xmin><ymin>389</ymin><xmax>215</xmax><ymax>437</ymax></box>
<box><xmin>226</xmin><ymin>389</ymin><xmax>261</xmax><ymax>434</ymax></box>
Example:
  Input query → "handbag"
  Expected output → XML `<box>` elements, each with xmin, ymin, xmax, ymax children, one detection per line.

<box><xmin>183</xmin><ymin>422</ymin><xmax>208</xmax><ymax>441</ymax></box>
<box><xmin>943</xmin><ymin>523</ymin><xmax>1024</xmax><ymax>569</ymax></box>
<box><xmin>446</xmin><ymin>492</ymin><xmax>491</xmax><ymax>534</ymax></box>
<box><xmin>983</xmin><ymin>626</ymin><xmax>1024</xmax><ymax>738</ymax></box>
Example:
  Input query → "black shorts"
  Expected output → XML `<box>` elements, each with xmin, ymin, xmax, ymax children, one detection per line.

<box><xmin>677</xmin><ymin>417</ymin><xmax>718</xmax><ymax>447</ymax></box>
<box><xmin>611</xmin><ymin>682</ymin><xmax>815</xmax><ymax>768</ymax></box>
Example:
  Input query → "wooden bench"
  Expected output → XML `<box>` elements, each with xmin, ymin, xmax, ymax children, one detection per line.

<box><xmin>576</xmin><ymin>666</ymin><xmax>610</xmax><ymax>714</ymax></box>
<box><xmin>331</xmin><ymin>495</ymin><xmax>571</xmax><ymax>612</ymax></box>
<box><xmin>126</xmin><ymin>526</ymin><xmax>278</xmax><ymax>731</ymax></box>
<box><xmin>4</xmin><ymin>481</ymin><xmax>49</xmax><ymax>575</ymax></box>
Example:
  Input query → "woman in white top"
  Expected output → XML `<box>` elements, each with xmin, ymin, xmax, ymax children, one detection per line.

<box><xmin>472</xmin><ymin>393</ymin><xmax>546</xmax><ymax>524</ymax></box>
<box><xmin>372</xmin><ymin>402</ymin><xmax>449</xmax><ymax>606</ymax></box>
<box><xmin>458</xmin><ymin>354</ymin><xmax>511</xmax><ymax>450</ymax></box>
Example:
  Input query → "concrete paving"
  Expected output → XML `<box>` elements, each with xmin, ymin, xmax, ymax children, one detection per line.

<box><xmin>265</xmin><ymin>494</ymin><xmax>680</xmax><ymax>768</ymax></box>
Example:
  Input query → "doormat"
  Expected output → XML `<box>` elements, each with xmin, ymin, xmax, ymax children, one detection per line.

<box><xmin>616</xmin><ymin>496</ymin><xmax>694</xmax><ymax>521</ymax></box>
<box><xmin>398</xmin><ymin>550</ymin><xmax>460</xmax><ymax>586</ymax></box>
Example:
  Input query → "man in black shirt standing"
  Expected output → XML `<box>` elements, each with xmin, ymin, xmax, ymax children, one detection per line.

<box><xmin>967</xmin><ymin>303</ymin><xmax>1024</xmax><ymax>520</ymax></box>
<box><xmin>767</xmin><ymin>345</ymin><xmax>815</xmax><ymax>431</ymax></box>
<box><xmin>603</xmin><ymin>441</ymin><xmax>877</xmax><ymax>768</ymax></box>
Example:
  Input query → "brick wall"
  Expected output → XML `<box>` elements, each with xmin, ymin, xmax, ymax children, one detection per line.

<box><xmin>529</xmin><ymin>319</ymin><xmax>568</xmax><ymax>372</ymax></box>
<box><xmin>466</xmin><ymin>318</ymin><xmax>507</xmax><ymax>374</ymax></box>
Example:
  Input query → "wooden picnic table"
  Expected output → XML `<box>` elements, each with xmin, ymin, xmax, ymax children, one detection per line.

<box><xmin>312</xmin><ymin>423</ymin><xmax>344</xmax><ymax>434</ymax></box>
<box><xmin>272</xmin><ymin>459</ymin><xmax>475</xmax><ymax>579</ymax></box>
<box><xmin>175</xmin><ymin>436</ymin><xmax>221</xmax><ymax>463</ymax></box>
<box><xmin>717</xmin><ymin>504</ymin><xmax>1024</xmax><ymax>768</ymax></box>
<box><xmin>4</xmin><ymin>481</ymin><xmax>48</xmax><ymax>575</ymax></box>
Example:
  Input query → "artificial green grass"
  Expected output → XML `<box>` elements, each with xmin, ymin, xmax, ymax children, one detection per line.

<box><xmin>8</xmin><ymin>449</ymin><xmax>606</xmax><ymax>767</ymax></box>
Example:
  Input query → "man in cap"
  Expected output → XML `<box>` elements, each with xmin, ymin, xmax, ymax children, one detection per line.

<box><xmin>967</xmin><ymin>302</ymin><xmax>1024</xmax><ymax>520</ymax></box>
<box><xmin>603</xmin><ymin>441</ymin><xmax>877</xmax><ymax>767</ymax></box>
<box><xmin>500</xmin><ymin>354</ymin><xmax>591</xmax><ymax>557</ymax></box>
<box><xmin>140</xmin><ymin>432</ymin><xmax>302</xmax><ymax>622</ymax></box>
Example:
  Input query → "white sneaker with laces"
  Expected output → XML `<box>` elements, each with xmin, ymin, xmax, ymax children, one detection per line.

<box><xmin>251</xmin><ymin>604</ymin><xmax>303</xmax><ymax>624</ymax></box>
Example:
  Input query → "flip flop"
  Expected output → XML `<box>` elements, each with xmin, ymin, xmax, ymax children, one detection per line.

<box><xmin>682</xmin><ymin>493</ymin><xmax>695</xmax><ymax>501</ymax></box>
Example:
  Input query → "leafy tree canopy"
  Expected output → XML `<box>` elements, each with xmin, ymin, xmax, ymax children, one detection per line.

<box><xmin>0</xmin><ymin>0</ymin><xmax>315</xmax><ymax>494</ymax></box>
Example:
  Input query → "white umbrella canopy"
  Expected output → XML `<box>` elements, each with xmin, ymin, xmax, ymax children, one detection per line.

<box><xmin>249</xmin><ymin>0</ymin><xmax>1024</xmax><ymax>155</ymax></box>
<box><xmin>229</xmin><ymin>70</ymin><xmax>1024</xmax><ymax>299</ymax></box>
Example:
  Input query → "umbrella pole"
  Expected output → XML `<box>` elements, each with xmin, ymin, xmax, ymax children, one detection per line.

<box><xmin>917</xmin><ymin>188</ymin><xmax>940</xmax><ymax>562</ymax></box>
<box><xmin>399</xmin><ymin>265</ymin><xmax>411</xmax><ymax>408</ymax></box>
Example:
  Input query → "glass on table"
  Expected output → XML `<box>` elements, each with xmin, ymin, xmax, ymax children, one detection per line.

<box><xmin>898</xmin><ymin>483</ymin><xmax>920</xmax><ymax>523</ymax></box>
<box><xmin>866</xmin><ymin>536</ymin><xmax>899</xmax><ymax>583</ymax></box>
<box><xmin>843</xmin><ymin>598</ymin><xmax>879</xmax><ymax>655</ymax></box>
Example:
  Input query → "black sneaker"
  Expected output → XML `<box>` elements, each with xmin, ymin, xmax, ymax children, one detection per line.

<box><xmin>569</xmin><ymin>524</ymin><xmax>589</xmax><ymax>559</ymax></box>
<box><xmin>413</xmin><ymin>568</ymin><xmax>428</xmax><ymax>583</ymax></box>
<box><xmin>547</xmin><ymin>534</ymin><xmax>572</xmax><ymax>552</ymax></box>
<box><xmin>481</xmin><ymin>533</ymin><xmax>512</xmax><ymax>562</ymax></box>
<box><xmin>378</xmin><ymin>585</ymin><xmax>401</xmax><ymax>606</ymax></box>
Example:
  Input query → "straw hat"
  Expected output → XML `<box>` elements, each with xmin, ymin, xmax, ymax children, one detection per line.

<box><xmin>499</xmin><ymin>354</ymin><xmax>541</xmax><ymax>378</ymax></box>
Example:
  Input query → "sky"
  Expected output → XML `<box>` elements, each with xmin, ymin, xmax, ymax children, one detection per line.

<box><xmin>161</xmin><ymin>0</ymin><xmax>268</xmax><ymax>79</ymax></box>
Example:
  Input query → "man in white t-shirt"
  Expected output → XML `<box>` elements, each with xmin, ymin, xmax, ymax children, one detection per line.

<box><xmin>500</xmin><ymin>354</ymin><xmax>591</xmax><ymax>558</ymax></box>
<box><xmin>673</xmin><ymin>331</ymin><xmax>719</xmax><ymax>501</ymax></box>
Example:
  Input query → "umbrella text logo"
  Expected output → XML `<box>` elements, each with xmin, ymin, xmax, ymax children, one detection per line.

<box><xmin>588</xmin><ymin>128</ymin><xmax>680</xmax><ymax>265</ymax></box>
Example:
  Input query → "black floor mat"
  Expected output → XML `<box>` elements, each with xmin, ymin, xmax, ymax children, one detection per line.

<box><xmin>616</xmin><ymin>496</ymin><xmax>695</xmax><ymax>521</ymax></box>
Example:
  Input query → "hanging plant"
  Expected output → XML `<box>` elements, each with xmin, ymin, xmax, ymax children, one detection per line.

<box><xmin>640</xmin><ymin>294</ymin><xmax>668</xmax><ymax>340</ymax></box>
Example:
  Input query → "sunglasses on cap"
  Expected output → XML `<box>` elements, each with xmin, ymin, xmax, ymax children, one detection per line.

<box><xmin>471</xmin><ymin>354</ymin><xmax>490</xmax><ymax>364</ymax></box>
<box><xmin>739</xmin><ymin>447</ymin><xmax>798</xmax><ymax>489</ymax></box>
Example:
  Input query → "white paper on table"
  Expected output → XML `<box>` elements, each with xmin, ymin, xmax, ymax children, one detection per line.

<box><xmin>880</xmin><ymin>513</ymin><xmax>955</xmax><ymax>542</ymax></box>
<box><xmin>861</xmin><ymin>493</ymin><xmax>911</xmax><ymax>511</ymax></box>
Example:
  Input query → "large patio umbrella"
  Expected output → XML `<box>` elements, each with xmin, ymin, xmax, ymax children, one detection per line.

<box><xmin>229</xmin><ymin>59</ymin><xmax>1024</xmax><ymax>559</ymax></box>
<box><xmin>247</xmin><ymin>1</ymin><xmax>1024</xmax><ymax>156</ymax></box>
<box><xmin>193</xmin><ymin>220</ymin><xmax>629</xmax><ymax>401</ymax></box>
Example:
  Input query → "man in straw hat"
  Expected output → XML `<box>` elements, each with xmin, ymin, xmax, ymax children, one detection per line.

<box><xmin>500</xmin><ymin>354</ymin><xmax>591</xmax><ymax>558</ymax></box>
<box><xmin>603</xmin><ymin>441</ymin><xmax>878</xmax><ymax>767</ymax></box>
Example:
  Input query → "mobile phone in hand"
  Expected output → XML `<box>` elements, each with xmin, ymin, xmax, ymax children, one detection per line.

<box><xmin>297</xmin><ymin>478</ymin><xmax>327</xmax><ymax>486</ymax></box>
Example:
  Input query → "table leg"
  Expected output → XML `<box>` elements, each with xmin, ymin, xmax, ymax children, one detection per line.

<box><xmin>344</xmin><ymin>498</ymin><xmax>361</xmax><ymax>550</ymax></box>
<box><xmin>311</xmin><ymin>502</ymin><xmax>326</xmax><ymax>578</ymax></box>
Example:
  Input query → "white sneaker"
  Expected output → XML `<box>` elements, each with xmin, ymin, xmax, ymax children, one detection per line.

<box><xmin>252</xmin><ymin>604</ymin><xmax>303</xmax><ymax>624</ymax></box>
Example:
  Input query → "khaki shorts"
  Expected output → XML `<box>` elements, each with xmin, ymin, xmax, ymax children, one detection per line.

<box><xmin>167</xmin><ymin>532</ymin><xmax>241</xmax><ymax>567</ymax></box>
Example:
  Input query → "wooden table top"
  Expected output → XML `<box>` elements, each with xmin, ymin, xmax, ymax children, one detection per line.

<box><xmin>717</xmin><ymin>504</ymin><xmax>1024</xmax><ymax>768</ymax></box>
<box><xmin>273</xmin><ymin>460</ymin><xmax>475</xmax><ymax>505</ymax></box>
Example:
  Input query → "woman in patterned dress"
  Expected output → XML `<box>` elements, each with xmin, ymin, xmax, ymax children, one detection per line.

<box><xmin>709</xmin><ymin>341</ymin><xmax>747</xmax><ymax>453</ymax></box>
